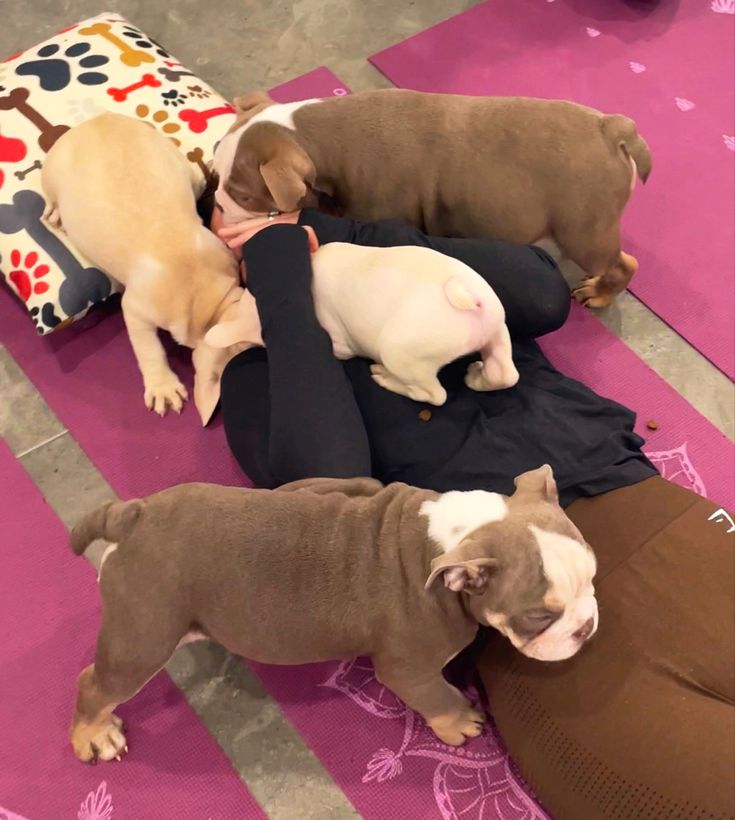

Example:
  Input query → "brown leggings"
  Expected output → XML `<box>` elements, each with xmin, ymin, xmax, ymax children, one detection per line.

<box><xmin>479</xmin><ymin>477</ymin><xmax>735</xmax><ymax>820</ymax></box>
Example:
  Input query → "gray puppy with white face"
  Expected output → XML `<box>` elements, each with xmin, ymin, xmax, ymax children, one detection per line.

<box><xmin>423</xmin><ymin>472</ymin><xmax>598</xmax><ymax>662</ymax></box>
<box><xmin>68</xmin><ymin>466</ymin><xmax>597</xmax><ymax>763</ymax></box>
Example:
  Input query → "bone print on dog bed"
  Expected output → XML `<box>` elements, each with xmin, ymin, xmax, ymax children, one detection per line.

<box><xmin>0</xmin><ymin>13</ymin><xmax>238</xmax><ymax>334</ymax></box>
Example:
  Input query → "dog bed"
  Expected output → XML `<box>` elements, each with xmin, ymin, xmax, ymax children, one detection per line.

<box><xmin>0</xmin><ymin>13</ymin><xmax>238</xmax><ymax>334</ymax></box>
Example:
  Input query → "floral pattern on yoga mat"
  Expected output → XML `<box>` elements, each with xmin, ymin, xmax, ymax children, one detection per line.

<box><xmin>322</xmin><ymin>658</ymin><xmax>548</xmax><ymax>820</ymax></box>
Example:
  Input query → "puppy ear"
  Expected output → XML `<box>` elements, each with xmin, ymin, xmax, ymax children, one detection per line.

<box><xmin>513</xmin><ymin>464</ymin><xmax>558</xmax><ymax>504</ymax></box>
<box><xmin>425</xmin><ymin>555</ymin><xmax>498</xmax><ymax>595</ymax></box>
<box><xmin>260</xmin><ymin>142</ymin><xmax>315</xmax><ymax>212</ymax></box>
<box><xmin>233</xmin><ymin>91</ymin><xmax>273</xmax><ymax>114</ymax></box>
<box><xmin>192</xmin><ymin>344</ymin><xmax>224</xmax><ymax>427</ymax></box>
<box><xmin>204</xmin><ymin>290</ymin><xmax>263</xmax><ymax>349</ymax></box>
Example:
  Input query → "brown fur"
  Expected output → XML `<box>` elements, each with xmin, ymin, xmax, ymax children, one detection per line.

<box><xmin>225</xmin><ymin>89</ymin><xmax>652</xmax><ymax>307</ymax></box>
<box><xmin>67</xmin><ymin>471</ymin><xmax>590</xmax><ymax>761</ymax></box>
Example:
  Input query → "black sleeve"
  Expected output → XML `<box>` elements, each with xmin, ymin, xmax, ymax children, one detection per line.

<box><xmin>220</xmin><ymin>224</ymin><xmax>371</xmax><ymax>486</ymax></box>
<box><xmin>299</xmin><ymin>209</ymin><xmax>570</xmax><ymax>339</ymax></box>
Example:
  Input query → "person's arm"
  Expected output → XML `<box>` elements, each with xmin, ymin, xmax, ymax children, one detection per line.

<box><xmin>298</xmin><ymin>210</ymin><xmax>570</xmax><ymax>339</ymax></box>
<box><xmin>233</xmin><ymin>224</ymin><xmax>371</xmax><ymax>485</ymax></box>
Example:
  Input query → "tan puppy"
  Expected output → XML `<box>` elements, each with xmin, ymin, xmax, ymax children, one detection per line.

<box><xmin>42</xmin><ymin>113</ymin><xmax>257</xmax><ymax>424</ymax></box>
<box><xmin>214</xmin><ymin>89</ymin><xmax>652</xmax><ymax>308</ymax></box>
<box><xmin>68</xmin><ymin>466</ymin><xmax>598</xmax><ymax>763</ymax></box>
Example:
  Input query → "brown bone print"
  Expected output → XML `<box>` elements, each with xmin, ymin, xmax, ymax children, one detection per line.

<box><xmin>0</xmin><ymin>88</ymin><xmax>69</xmax><ymax>152</ymax></box>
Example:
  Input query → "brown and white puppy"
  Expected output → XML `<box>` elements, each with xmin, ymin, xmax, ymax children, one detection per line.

<box><xmin>42</xmin><ymin>113</ymin><xmax>258</xmax><ymax>425</ymax></box>
<box><xmin>214</xmin><ymin>89</ymin><xmax>652</xmax><ymax>308</ymax></box>
<box><xmin>68</xmin><ymin>465</ymin><xmax>597</xmax><ymax>763</ymax></box>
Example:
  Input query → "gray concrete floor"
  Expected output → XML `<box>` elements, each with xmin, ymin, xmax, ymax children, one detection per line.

<box><xmin>1</xmin><ymin>1</ymin><xmax>734</xmax><ymax>818</ymax></box>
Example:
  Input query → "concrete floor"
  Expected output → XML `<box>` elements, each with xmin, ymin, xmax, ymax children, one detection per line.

<box><xmin>1</xmin><ymin>1</ymin><xmax>734</xmax><ymax>818</ymax></box>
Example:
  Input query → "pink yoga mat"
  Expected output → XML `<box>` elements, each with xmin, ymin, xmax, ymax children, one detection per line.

<box><xmin>371</xmin><ymin>0</ymin><xmax>735</xmax><ymax>379</ymax></box>
<box><xmin>1</xmin><ymin>66</ymin><xmax>733</xmax><ymax>820</ymax></box>
<box><xmin>0</xmin><ymin>437</ymin><xmax>264</xmax><ymax>820</ymax></box>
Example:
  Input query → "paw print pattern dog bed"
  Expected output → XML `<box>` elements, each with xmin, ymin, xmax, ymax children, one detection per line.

<box><xmin>0</xmin><ymin>13</ymin><xmax>238</xmax><ymax>334</ymax></box>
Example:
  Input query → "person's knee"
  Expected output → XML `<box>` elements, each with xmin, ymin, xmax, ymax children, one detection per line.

<box><xmin>531</xmin><ymin>247</ymin><xmax>571</xmax><ymax>335</ymax></box>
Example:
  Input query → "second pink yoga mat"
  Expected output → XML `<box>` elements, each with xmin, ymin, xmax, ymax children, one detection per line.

<box><xmin>371</xmin><ymin>0</ymin><xmax>735</xmax><ymax>379</ymax></box>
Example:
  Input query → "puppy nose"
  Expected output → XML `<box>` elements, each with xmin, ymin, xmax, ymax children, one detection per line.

<box><xmin>574</xmin><ymin>617</ymin><xmax>595</xmax><ymax>642</ymax></box>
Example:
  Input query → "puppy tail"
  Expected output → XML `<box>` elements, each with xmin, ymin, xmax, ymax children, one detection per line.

<box><xmin>601</xmin><ymin>114</ymin><xmax>652</xmax><ymax>183</ymax></box>
<box><xmin>444</xmin><ymin>277</ymin><xmax>482</xmax><ymax>311</ymax></box>
<box><xmin>70</xmin><ymin>499</ymin><xmax>144</xmax><ymax>556</ymax></box>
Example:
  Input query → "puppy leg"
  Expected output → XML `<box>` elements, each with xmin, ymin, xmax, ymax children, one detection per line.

<box><xmin>370</xmin><ymin>350</ymin><xmax>447</xmax><ymax>406</ymax></box>
<box><xmin>573</xmin><ymin>250</ymin><xmax>638</xmax><ymax>309</ymax></box>
<box><xmin>71</xmin><ymin>610</ymin><xmax>184</xmax><ymax>763</ymax></box>
<box><xmin>122</xmin><ymin>297</ymin><xmax>188</xmax><ymax>416</ymax></box>
<box><xmin>465</xmin><ymin>325</ymin><xmax>519</xmax><ymax>392</ymax></box>
<box><xmin>554</xmin><ymin>218</ymin><xmax>632</xmax><ymax>309</ymax></box>
<box><xmin>373</xmin><ymin>657</ymin><xmax>484</xmax><ymax>746</ymax></box>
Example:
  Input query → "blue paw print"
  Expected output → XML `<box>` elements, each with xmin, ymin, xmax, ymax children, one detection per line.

<box><xmin>15</xmin><ymin>42</ymin><xmax>109</xmax><ymax>92</ymax></box>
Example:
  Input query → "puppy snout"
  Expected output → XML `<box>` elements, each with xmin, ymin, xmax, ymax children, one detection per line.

<box><xmin>574</xmin><ymin>617</ymin><xmax>596</xmax><ymax>642</ymax></box>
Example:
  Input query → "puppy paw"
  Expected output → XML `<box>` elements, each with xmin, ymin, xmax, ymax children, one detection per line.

<box><xmin>144</xmin><ymin>376</ymin><xmax>188</xmax><ymax>416</ymax></box>
<box><xmin>370</xmin><ymin>364</ymin><xmax>401</xmax><ymax>394</ymax></box>
<box><xmin>71</xmin><ymin>713</ymin><xmax>128</xmax><ymax>763</ymax></box>
<box><xmin>467</xmin><ymin>359</ymin><xmax>519</xmax><ymax>391</ymax></box>
<box><xmin>43</xmin><ymin>204</ymin><xmax>62</xmax><ymax>229</ymax></box>
<box><xmin>572</xmin><ymin>276</ymin><xmax>614</xmax><ymax>310</ymax></box>
<box><xmin>428</xmin><ymin>705</ymin><xmax>485</xmax><ymax>746</ymax></box>
<box><xmin>465</xmin><ymin>361</ymin><xmax>492</xmax><ymax>391</ymax></box>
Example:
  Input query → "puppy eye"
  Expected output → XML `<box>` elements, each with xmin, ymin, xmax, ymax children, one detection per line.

<box><xmin>518</xmin><ymin>610</ymin><xmax>561</xmax><ymax>635</ymax></box>
<box><xmin>527</xmin><ymin>613</ymin><xmax>555</xmax><ymax>626</ymax></box>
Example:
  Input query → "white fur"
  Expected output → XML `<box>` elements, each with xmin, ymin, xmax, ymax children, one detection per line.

<box><xmin>207</xmin><ymin>243</ymin><xmax>518</xmax><ymax>406</ymax></box>
<box><xmin>520</xmin><ymin>525</ymin><xmax>598</xmax><ymax>661</ymax></box>
<box><xmin>246</xmin><ymin>98</ymin><xmax>321</xmax><ymax>131</ymax></box>
<box><xmin>420</xmin><ymin>490</ymin><xmax>509</xmax><ymax>554</ymax></box>
<box><xmin>97</xmin><ymin>543</ymin><xmax>118</xmax><ymax>581</ymax></box>
<box><xmin>629</xmin><ymin>156</ymin><xmax>638</xmax><ymax>194</ymax></box>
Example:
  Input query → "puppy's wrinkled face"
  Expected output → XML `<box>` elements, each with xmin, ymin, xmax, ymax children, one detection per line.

<box><xmin>212</xmin><ymin>94</ymin><xmax>320</xmax><ymax>217</ymax></box>
<box><xmin>423</xmin><ymin>465</ymin><xmax>598</xmax><ymax>662</ymax></box>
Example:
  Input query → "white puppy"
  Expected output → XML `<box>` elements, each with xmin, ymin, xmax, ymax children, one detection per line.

<box><xmin>206</xmin><ymin>240</ymin><xmax>519</xmax><ymax>405</ymax></box>
<box><xmin>42</xmin><ymin>113</ymin><xmax>254</xmax><ymax>425</ymax></box>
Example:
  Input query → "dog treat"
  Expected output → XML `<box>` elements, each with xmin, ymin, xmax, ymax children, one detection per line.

<box><xmin>419</xmin><ymin>409</ymin><xmax>432</xmax><ymax>422</ymax></box>
<box><xmin>646</xmin><ymin>420</ymin><xmax>659</xmax><ymax>430</ymax></box>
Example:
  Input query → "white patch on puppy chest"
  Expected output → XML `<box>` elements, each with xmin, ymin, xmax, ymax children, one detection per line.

<box><xmin>420</xmin><ymin>491</ymin><xmax>508</xmax><ymax>553</ymax></box>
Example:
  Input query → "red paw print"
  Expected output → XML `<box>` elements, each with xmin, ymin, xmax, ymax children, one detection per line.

<box><xmin>8</xmin><ymin>250</ymin><xmax>50</xmax><ymax>302</ymax></box>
